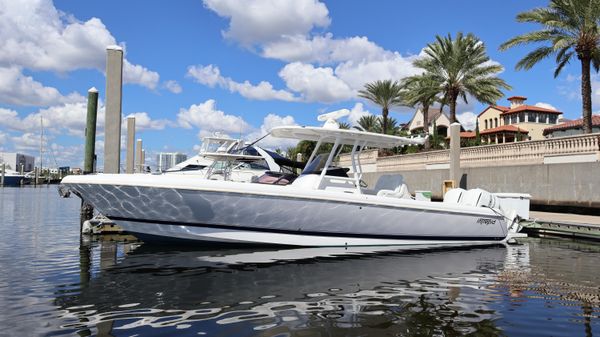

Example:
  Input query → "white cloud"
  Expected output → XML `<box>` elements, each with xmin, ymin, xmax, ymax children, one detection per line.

<box><xmin>334</xmin><ymin>54</ymin><xmax>421</xmax><ymax>91</ymax></box>
<box><xmin>37</xmin><ymin>102</ymin><xmax>103</xmax><ymax>137</ymax></box>
<box><xmin>0</xmin><ymin>108</ymin><xmax>28</xmax><ymax>131</ymax></box>
<box><xmin>0</xmin><ymin>101</ymin><xmax>105</xmax><ymax>137</ymax></box>
<box><xmin>123</xmin><ymin>60</ymin><xmax>159</xmax><ymax>90</ymax></box>
<box><xmin>262</xmin><ymin>34</ymin><xmax>389</xmax><ymax>64</ymax></box>
<box><xmin>247</xmin><ymin>113</ymin><xmax>299</xmax><ymax>149</ymax></box>
<box><xmin>187</xmin><ymin>64</ymin><xmax>297</xmax><ymax>101</ymax></box>
<box><xmin>346</xmin><ymin>103</ymin><xmax>372</xmax><ymax>126</ymax></box>
<box><xmin>164</xmin><ymin>80</ymin><xmax>182</xmax><ymax>94</ymax></box>
<box><xmin>279</xmin><ymin>62</ymin><xmax>354</xmax><ymax>102</ymax></box>
<box><xmin>203</xmin><ymin>0</ymin><xmax>330</xmax><ymax>46</ymax></box>
<box><xmin>535</xmin><ymin>102</ymin><xmax>557</xmax><ymax>110</ymax></box>
<box><xmin>0</xmin><ymin>130</ymin><xmax>7</xmax><ymax>151</ymax></box>
<box><xmin>559</xmin><ymin>73</ymin><xmax>600</xmax><ymax>112</ymax></box>
<box><xmin>47</xmin><ymin>143</ymin><xmax>84</xmax><ymax>168</ymax></box>
<box><xmin>187</xmin><ymin>64</ymin><xmax>223</xmax><ymax>87</ymax></box>
<box><xmin>0</xmin><ymin>0</ymin><xmax>159</xmax><ymax>89</ymax></box>
<box><xmin>10</xmin><ymin>132</ymin><xmax>49</xmax><ymax>152</ymax></box>
<box><xmin>0</xmin><ymin>66</ymin><xmax>84</xmax><ymax>106</ymax></box>
<box><xmin>177</xmin><ymin>99</ymin><xmax>251</xmax><ymax>135</ymax></box>
<box><xmin>201</xmin><ymin>0</ymin><xmax>426</xmax><ymax>105</ymax></box>
<box><xmin>457</xmin><ymin>111</ymin><xmax>477</xmax><ymax>131</ymax></box>
<box><xmin>124</xmin><ymin>112</ymin><xmax>174</xmax><ymax>131</ymax></box>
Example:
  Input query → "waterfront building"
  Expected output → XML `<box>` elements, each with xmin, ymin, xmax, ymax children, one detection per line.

<box><xmin>543</xmin><ymin>115</ymin><xmax>600</xmax><ymax>138</ymax></box>
<box><xmin>157</xmin><ymin>152</ymin><xmax>188</xmax><ymax>172</ymax></box>
<box><xmin>0</xmin><ymin>152</ymin><xmax>35</xmax><ymax>172</ymax></box>
<box><xmin>406</xmin><ymin>108</ymin><xmax>451</xmax><ymax>137</ymax></box>
<box><xmin>477</xmin><ymin>96</ymin><xmax>562</xmax><ymax>143</ymax></box>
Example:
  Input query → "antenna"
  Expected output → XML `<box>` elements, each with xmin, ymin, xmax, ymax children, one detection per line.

<box><xmin>317</xmin><ymin>109</ymin><xmax>350</xmax><ymax>129</ymax></box>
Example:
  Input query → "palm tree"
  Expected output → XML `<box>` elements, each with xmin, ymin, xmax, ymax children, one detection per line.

<box><xmin>384</xmin><ymin>116</ymin><xmax>402</xmax><ymax>135</ymax></box>
<box><xmin>400</xmin><ymin>74</ymin><xmax>441</xmax><ymax>149</ymax></box>
<box><xmin>414</xmin><ymin>33</ymin><xmax>511</xmax><ymax>123</ymax></box>
<box><xmin>354</xmin><ymin>115</ymin><xmax>380</xmax><ymax>133</ymax></box>
<box><xmin>354</xmin><ymin>115</ymin><xmax>401</xmax><ymax>135</ymax></box>
<box><xmin>337</xmin><ymin>121</ymin><xmax>351</xmax><ymax>130</ymax></box>
<box><xmin>358</xmin><ymin>80</ymin><xmax>403</xmax><ymax>134</ymax></box>
<box><xmin>499</xmin><ymin>0</ymin><xmax>600</xmax><ymax>134</ymax></box>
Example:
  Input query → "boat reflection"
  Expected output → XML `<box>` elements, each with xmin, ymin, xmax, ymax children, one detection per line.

<box><xmin>54</xmin><ymin>239</ymin><xmax>598</xmax><ymax>336</ymax></box>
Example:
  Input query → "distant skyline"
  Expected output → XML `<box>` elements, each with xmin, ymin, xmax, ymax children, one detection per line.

<box><xmin>0</xmin><ymin>0</ymin><xmax>598</xmax><ymax>168</ymax></box>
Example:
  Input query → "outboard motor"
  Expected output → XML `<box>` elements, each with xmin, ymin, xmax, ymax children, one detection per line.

<box><xmin>460</xmin><ymin>188</ymin><xmax>500</xmax><ymax>209</ymax></box>
<box><xmin>444</xmin><ymin>188</ymin><xmax>521</xmax><ymax>234</ymax></box>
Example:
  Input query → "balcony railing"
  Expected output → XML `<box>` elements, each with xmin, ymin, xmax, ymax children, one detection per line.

<box><xmin>338</xmin><ymin>133</ymin><xmax>600</xmax><ymax>171</ymax></box>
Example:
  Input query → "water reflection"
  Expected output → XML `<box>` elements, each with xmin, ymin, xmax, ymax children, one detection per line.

<box><xmin>1</xmin><ymin>189</ymin><xmax>599</xmax><ymax>336</ymax></box>
<box><xmin>53</xmin><ymin>241</ymin><xmax>533</xmax><ymax>336</ymax></box>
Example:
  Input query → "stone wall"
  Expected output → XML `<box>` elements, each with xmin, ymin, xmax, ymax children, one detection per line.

<box><xmin>362</xmin><ymin>161</ymin><xmax>600</xmax><ymax>208</ymax></box>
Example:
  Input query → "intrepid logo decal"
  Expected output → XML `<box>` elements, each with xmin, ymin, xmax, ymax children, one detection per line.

<box><xmin>476</xmin><ymin>218</ymin><xmax>497</xmax><ymax>225</ymax></box>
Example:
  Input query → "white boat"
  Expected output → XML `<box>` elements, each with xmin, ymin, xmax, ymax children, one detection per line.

<box><xmin>61</xmin><ymin>110</ymin><xmax>521</xmax><ymax>247</ymax></box>
<box><xmin>1</xmin><ymin>168</ymin><xmax>30</xmax><ymax>186</ymax></box>
<box><xmin>164</xmin><ymin>135</ymin><xmax>295</xmax><ymax>183</ymax></box>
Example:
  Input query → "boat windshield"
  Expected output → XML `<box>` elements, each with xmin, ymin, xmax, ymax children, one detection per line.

<box><xmin>301</xmin><ymin>154</ymin><xmax>327</xmax><ymax>175</ymax></box>
<box><xmin>200</xmin><ymin>139</ymin><xmax>239</xmax><ymax>153</ymax></box>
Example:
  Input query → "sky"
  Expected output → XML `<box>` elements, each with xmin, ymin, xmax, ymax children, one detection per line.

<box><xmin>0</xmin><ymin>0</ymin><xmax>598</xmax><ymax>169</ymax></box>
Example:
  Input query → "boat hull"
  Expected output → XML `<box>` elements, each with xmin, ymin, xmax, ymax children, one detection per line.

<box><xmin>117</xmin><ymin>219</ymin><xmax>507</xmax><ymax>247</ymax></box>
<box><xmin>63</xmin><ymin>176</ymin><xmax>509</xmax><ymax>247</ymax></box>
<box><xmin>1</xmin><ymin>175</ymin><xmax>28</xmax><ymax>186</ymax></box>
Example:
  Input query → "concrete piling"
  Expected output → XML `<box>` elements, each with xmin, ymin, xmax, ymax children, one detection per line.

<box><xmin>104</xmin><ymin>45</ymin><xmax>124</xmax><ymax>174</ymax></box>
<box><xmin>141</xmin><ymin>150</ymin><xmax>146</xmax><ymax>172</ymax></box>
<box><xmin>449</xmin><ymin>122</ymin><xmax>461</xmax><ymax>187</ymax></box>
<box><xmin>135</xmin><ymin>139</ymin><xmax>143</xmax><ymax>173</ymax></box>
<box><xmin>126</xmin><ymin>117</ymin><xmax>135</xmax><ymax>174</ymax></box>
<box><xmin>84</xmin><ymin>87</ymin><xmax>99</xmax><ymax>175</ymax></box>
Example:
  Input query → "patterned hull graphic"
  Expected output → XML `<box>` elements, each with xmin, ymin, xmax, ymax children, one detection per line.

<box><xmin>66</xmin><ymin>182</ymin><xmax>508</xmax><ymax>246</ymax></box>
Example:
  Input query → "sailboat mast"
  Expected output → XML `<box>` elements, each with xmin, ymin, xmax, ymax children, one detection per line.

<box><xmin>40</xmin><ymin>114</ymin><xmax>43</xmax><ymax>170</ymax></box>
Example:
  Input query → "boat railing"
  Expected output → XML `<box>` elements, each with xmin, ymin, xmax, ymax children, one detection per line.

<box><xmin>319</xmin><ymin>176</ymin><xmax>357</xmax><ymax>192</ymax></box>
<box><xmin>338</xmin><ymin>132</ymin><xmax>600</xmax><ymax>171</ymax></box>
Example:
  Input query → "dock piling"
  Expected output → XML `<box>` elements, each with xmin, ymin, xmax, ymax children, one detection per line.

<box><xmin>449</xmin><ymin>122</ymin><xmax>461</xmax><ymax>187</ymax></box>
<box><xmin>83</xmin><ymin>88</ymin><xmax>99</xmax><ymax>175</ymax></box>
<box><xmin>1</xmin><ymin>163</ymin><xmax>4</xmax><ymax>187</ymax></box>
<box><xmin>126</xmin><ymin>117</ymin><xmax>135</xmax><ymax>174</ymax></box>
<box><xmin>103</xmin><ymin>45</ymin><xmax>124</xmax><ymax>174</ymax></box>
<box><xmin>135</xmin><ymin>139</ymin><xmax>143</xmax><ymax>173</ymax></box>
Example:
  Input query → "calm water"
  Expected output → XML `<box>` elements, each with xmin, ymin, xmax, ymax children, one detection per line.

<box><xmin>1</xmin><ymin>187</ymin><xmax>599</xmax><ymax>336</ymax></box>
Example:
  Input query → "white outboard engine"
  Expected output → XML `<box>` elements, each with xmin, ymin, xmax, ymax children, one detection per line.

<box><xmin>444</xmin><ymin>188</ymin><xmax>521</xmax><ymax>233</ymax></box>
<box><xmin>460</xmin><ymin>188</ymin><xmax>500</xmax><ymax>209</ymax></box>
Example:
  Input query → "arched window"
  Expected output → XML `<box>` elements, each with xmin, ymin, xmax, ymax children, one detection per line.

<box><xmin>485</xmin><ymin>120</ymin><xmax>488</xmax><ymax>129</ymax></box>
<box><xmin>494</xmin><ymin>118</ymin><xmax>498</xmax><ymax>128</ymax></box>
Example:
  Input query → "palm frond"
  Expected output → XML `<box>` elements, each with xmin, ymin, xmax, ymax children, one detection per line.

<box><xmin>515</xmin><ymin>46</ymin><xmax>555</xmax><ymax>70</ymax></box>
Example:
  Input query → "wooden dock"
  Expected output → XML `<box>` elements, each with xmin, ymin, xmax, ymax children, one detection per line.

<box><xmin>521</xmin><ymin>211</ymin><xmax>600</xmax><ymax>240</ymax></box>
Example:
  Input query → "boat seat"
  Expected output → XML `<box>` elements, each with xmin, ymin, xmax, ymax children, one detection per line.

<box><xmin>443</xmin><ymin>188</ymin><xmax>466</xmax><ymax>204</ymax></box>
<box><xmin>363</xmin><ymin>174</ymin><xmax>404</xmax><ymax>195</ymax></box>
<box><xmin>377</xmin><ymin>183</ymin><xmax>412</xmax><ymax>199</ymax></box>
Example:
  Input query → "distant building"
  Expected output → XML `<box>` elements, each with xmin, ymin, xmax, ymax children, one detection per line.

<box><xmin>543</xmin><ymin>115</ymin><xmax>600</xmax><ymax>138</ymax></box>
<box><xmin>406</xmin><ymin>108</ymin><xmax>451</xmax><ymax>137</ymax></box>
<box><xmin>0</xmin><ymin>152</ymin><xmax>35</xmax><ymax>172</ymax></box>
<box><xmin>157</xmin><ymin>152</ymin><xmax>187</xmax><ymax>172</ymax></box>
<box><xmin>477</xmin><ymin>96</ymin><xmax>562</xmax><ymax>143</ymax></box>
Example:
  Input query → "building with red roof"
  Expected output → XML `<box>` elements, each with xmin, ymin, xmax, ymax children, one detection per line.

<box><xmin>543</xmin><ymin>115</ymin><xmax>600</xmax><ymax>137</ymax></box>
<box><xmin>476</xmin><ymin>96</ymin><xmax>563</xmax><ymax>143</ymax></box>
